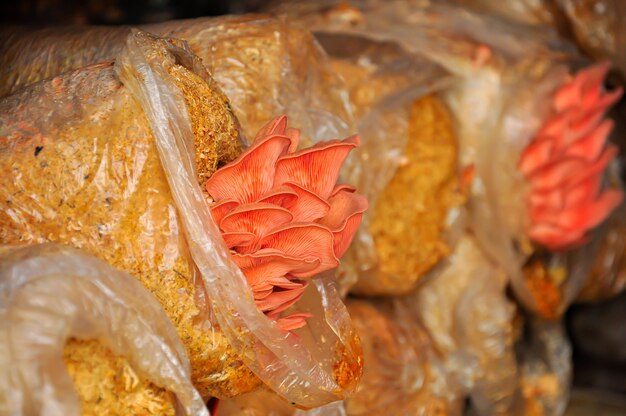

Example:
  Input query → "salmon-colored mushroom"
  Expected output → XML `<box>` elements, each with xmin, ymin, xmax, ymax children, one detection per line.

<box><xmin>519</xmin><ymin>62</ymin><xmax>624</xmax><ymax>250</ymax></box>
<box><xmin>207</xmin><ymin>116</ymin><xmax>368</xmax><ymax>330</ymax></box>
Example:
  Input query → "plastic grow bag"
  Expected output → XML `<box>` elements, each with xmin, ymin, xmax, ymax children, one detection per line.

<box><xmin>0</xmin><ymin>243</ymin><xmax>207</xmax><ymax>416</ymax></box>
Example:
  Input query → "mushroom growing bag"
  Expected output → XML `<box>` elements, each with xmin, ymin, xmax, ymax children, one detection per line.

<box><xmin>320</xmin><ymin>33</ymin><xmax>466</xmax><ymax>296</ymax></box>
<box><xmin>0</xmin><ymin>244</ymin><xmax>207</xmax><ymax>416</ymax></box>
<box><xmin>0</xmin><ymin>29</ymin><xmax>363</xmax><ymax>412</ymax></box>
<box><xmin>0</xmin><ymin>15</ymin><xmax>354</xmax><ymax>146</ymax></box>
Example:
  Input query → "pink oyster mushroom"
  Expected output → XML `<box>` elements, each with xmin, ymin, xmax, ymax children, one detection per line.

<box><xmin>518</xmin><ymin>62</ymin><xmax>624</xmax><ymax>251</ymax></box>
<box><xmin>206</xmin><ymin>116</ymin><xmax>368</xmax><ymax>331</ymax></box>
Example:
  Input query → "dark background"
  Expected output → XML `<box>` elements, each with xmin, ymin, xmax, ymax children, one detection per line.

<box><xmin>0</xmin><ymin>0</ymin><xmax>266</xmax><ymax>26</ymax></box>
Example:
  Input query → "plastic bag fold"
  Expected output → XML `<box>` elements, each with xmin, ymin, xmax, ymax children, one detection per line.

<box><xmin>292</xmin><ymin>28</ymin><xmax>466</xmax><ymax>296</ymax></box>
<box><xmin>0</xmin><ymin>244</ymin><xmax>207</xmax><ymax>416</ymax></box>
<box><xmin>410</xmin><ymin>235</ymin><xmax>519</xmax><ymax>415</ymax></box>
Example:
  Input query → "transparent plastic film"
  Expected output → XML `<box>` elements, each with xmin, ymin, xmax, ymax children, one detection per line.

<box><xmin>218</xmin><ymin>389</ymin><xmax>297</xmax><ymax>415</ymax></box>
<box><xmin>218</xmin><ymin>390</ymin><xmax>349</xmax><ymax>416</ymax></box>
<box><xmin>308</xmin><ymin>30</ymin><xmax>466</xmax><ymax>296</ymax></box>
<box><xmin>116</xmin><ymin>29</ymin><xmax>362</xmax><ymax>408</ymax></box>
<box><xmin>341</xmin><ymin>297</ymin><xmax>463</xmax><ymax>415</ymax></box>
<box><xmin>0</xmin><ymin>16</ymin><xmax>355</xmax><ymax>145</ymax></box>
<box><xmin>412</xmin><ymin>235</ymin><xmax>519</xmax><ymax>415</ymax></box>
<box><xmin>445</xmin><ymin>0</ymin><xmax>565</xmax><ymax>26</ymax></box>
<box><xmin>0</xmin><ymin>25</ymin><xmax>130</xmax><ymax>96</ymax></box>
<box><xmin>218</xmin><ymin>295</ymin><xmax>463</xmax><ymax>416</ymax></box>
<box><xmin>269</xmin><ymin>0</ymin><xmax>573</xmax><ymax>65</ymax></box>
<box><xmin>0</xmin><ymin>244</ymin><xmax>207</xmax><ymax>416</ymax></box>
<box><xmin>0</xmin><ymin>29</ymin><xmax>247</xmax><ymax>405</ymax></box>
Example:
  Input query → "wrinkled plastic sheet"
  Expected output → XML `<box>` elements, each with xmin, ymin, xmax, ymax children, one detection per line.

<box><xmin>341</xmin><ymin>297</ymin><xmax>463</xmax><ymax>415</ymax></box>
<box><xmin>218</xmin><ymin>293</ymin><xmax>464</xmax><ymax>416</ymax></box>
<box><xmin>298</xmin><ymin>28</ymin><xmax>465</xmax><ymax>296</ymax></box>
<box><xmin>0</xmin><ymin>15</ymin><xmax>354</xmax><ymax>145</ymax></box>
<box><xmin>410</xmin><ymin>235</ymin><xmax>519</xmax><ymax>415</ymax></box>
<box><xmin>221</xmin><ymin>234</ymin><xmax>522</xmax><ymax>415</ymax></box>
<box><xmin>446</xmin><ymin>0</ymin><xmax>565</xmax><ymax>26</ymax></box>
<box><xmin>0</xmin><ymin>244</ymin><xmax>207</xmax><ymax>416</ymax></box>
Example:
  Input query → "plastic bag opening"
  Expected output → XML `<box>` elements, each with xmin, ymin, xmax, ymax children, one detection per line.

<box><xmin>0</xmin><ymin>243</ymin><xmax>207</xmax><ymax>416</ymax></box>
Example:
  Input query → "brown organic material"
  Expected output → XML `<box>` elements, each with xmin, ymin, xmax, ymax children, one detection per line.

<box><xmin>0</xmin><ymin>36</ymin><xmax>259</xmax><ymax>413</ymax></box>
<box><xmin>365</xmin><ymin>96</ymin><xmax>460</xmax><ymax>295</ymax></box>
<box><xmin>577</xmin><ymin>204</ymin><xmax>626</xmax><ymax>302</ymax></box>
<box><xmin>64</xmin><ymin>340</ymin><xmax>176</xmax><ymax>416</ymax></box>
<box><xmin>522</xmin><ymin>259</ymin><xmax>566</xmax><ymax>320</ymax></box>
<box><xmin>344</xmin><ymin>299</ymin><xmax>453</xmax><ymax>415</ymax></box>
<box><xmin>558</xmin><ymin>0</ymin><xmax>626</xmax><ymax>76</ymax></box>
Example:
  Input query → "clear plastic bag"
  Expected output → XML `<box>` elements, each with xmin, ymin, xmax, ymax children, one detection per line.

<box><xmin>0</xmin><ymin>29</ymin><xmax>362</xmax><ymax>410</ymax></box>
<box><xmin>0</xmin><ymin>243</ymin><xmax>207</xmax><ymax>416</ymax></box>
<box><xmin>293</xmin><ymin>29</ymin><xmax>467</xmax><ymax>296</ymax></box>
<box><xmin>0</xmin><ymin>15</ymin><xmax>354</xmax><ymax>145</ymax></box>
<box><xmin>341</xmin><ymin>298</ymin><xmax>463</xmax><ymax>415</ymax></box>
<box><xmin>411</xmin><ymin>235</ymin><xmax>519</xmax><ymax>415</ymax></box>
<box><xmin>446</xmin><ymin>0</ymin><xmax>565</xmax><ymax>26</ymax></box>
<box><xmin>219</xmin><ymin>295</ymin><xmax>464</xmax><ymax>416</ymax></box>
